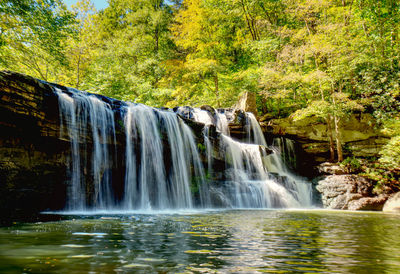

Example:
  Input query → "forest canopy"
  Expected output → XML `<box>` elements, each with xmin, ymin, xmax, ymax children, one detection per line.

<box><xmin>1</xmin><ymin>0</ymin><xmax>400</xmax><ymax>173</ymax></box>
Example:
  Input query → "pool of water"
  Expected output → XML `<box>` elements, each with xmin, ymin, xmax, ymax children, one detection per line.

<box><xmin>1</xmin><ymin>210</ymin><xmax>400</xmax><ymax>273</ymax></box>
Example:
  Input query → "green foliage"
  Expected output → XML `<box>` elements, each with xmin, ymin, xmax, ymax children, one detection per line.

<box><xmin>0</xmin><ymin>0</ymin><xmax>76</xmax><ymax>81</ymax></box>
<box><xmin>197</xmin><ymin>143</ymin><xmax>206</xmax><ymax>152</ymax></box>
<box><xmin>377</xmin><ymin>118</ymin><xmax>400</xmax><ymax>171</ymax></box>
<box><xmin>379</xmin><ymin>136</ymin><xmax>400</xmax><ymax>170</ymax></box>
<box><xmin>341</xmin><ymin>157</ymin><xmax>362</xmax><ymax>173</ymax></box>
<box><xmin>361</xmin><ymin>161</ymin><xmax>400</xmax><ymax>194</ymax></box>
<box><xmin>1</xmin><ymin>0</ymin><xmax>400</xmax><ymax>169</ymax></box>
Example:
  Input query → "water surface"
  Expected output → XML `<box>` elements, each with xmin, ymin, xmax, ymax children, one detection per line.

<box><xmin>1</xmin><ymin>210</ymin><xmax>399</xmax><ymax>273</ymax></box>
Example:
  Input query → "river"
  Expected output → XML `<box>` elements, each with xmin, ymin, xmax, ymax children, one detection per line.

<box><xmin>1</xmin><ymin>210</ymin><xmax>399</xmax><ymax>273</ymax></box>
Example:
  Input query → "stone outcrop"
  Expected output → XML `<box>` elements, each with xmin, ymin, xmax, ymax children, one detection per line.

<box><xmin>316</xmin><ymin>175</ymin><xmax>386</xmax><ymax>210</ymax></box>
<box><xmin>0</xmin><ymin>71</ymin><xmax>69</xmax><ymax>221</ymax></box>
<box><xmin>262</xmin><ymin>115</ymin><xmax>388</xmax><ymax>163</ymax></box>
<box><xmin>383</xmin><ymin>192</ymin><xmax>400</xmax><ymax>212</ymax></box>
<box><xmin>347</xmin><ymin>195</ymin><xmax>389</xmax><ymax>211</ymax></box>
<box><xmin>233</xmin><ymin>91</ymin><xmax>257</xmax><ymax>117</ymax></box>
<box><xmin>317</xmin><ymin>162</ymin><xmax>347</xmax><ymax>175</ymax></box>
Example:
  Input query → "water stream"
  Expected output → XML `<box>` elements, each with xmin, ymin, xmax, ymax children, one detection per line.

<box><xmin>57</xmin><ymin>88</ymin><xmax>312</xmax><ymax>211</ymax></box>
<box><xmin>1</xmin><ymin>210</ymin><xmax>400</xmax><ymax>273</ymax></box>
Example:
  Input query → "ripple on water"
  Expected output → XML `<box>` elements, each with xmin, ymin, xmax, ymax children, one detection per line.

<box><xmin>0</xmin><ymin>210</ymin><xmax>400</xmax><ymax>273</ymax></box>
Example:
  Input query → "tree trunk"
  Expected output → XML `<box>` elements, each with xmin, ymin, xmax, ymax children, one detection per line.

<box><xmin>326</xmin><ymin>115</ymin><xmax>335</xmax><ymax>162</ymax></box>
<box><xmin>155</xmin><ymin>27</ymin><xmax>159</xmax><ymax>52</ymax></box>
<box><xmin>76</xmin><ymin>49</ymin><xmax>81</xmax><ymax>89</ymax></box>
<box><xmin>334</xmin><ymin>115</ymin><xmax>343</xmax><ymax>162</ymax></box>
<box><xmin>240</xmin><ymin>0</ymin><xmax>257</xmax><ymax>41</ymax></box>
<box><xmin>214</xmin><ymin>73</ymin><xmax>220</xmax><ymax>108</ymax></box>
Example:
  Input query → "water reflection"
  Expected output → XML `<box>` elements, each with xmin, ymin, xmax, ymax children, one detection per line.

<box><xmin>0</xmin><ymin>210</ymin><xmax>399</xmax><ymax>273</ymax></box>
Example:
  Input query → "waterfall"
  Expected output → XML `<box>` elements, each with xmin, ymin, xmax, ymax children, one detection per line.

<box><xmin>189</xmin><ymin>108</ymin><xmax>312</xmax><ymax>208</ymax></box>
<box><xmin>273</xmin><ymin>137</ymin><xmax>297</xmax><ymax>170</ymax></box>
<box><xmin>123</xmin><ymin>104</ymin><xmax>210</xmax><ymax>210</ymax></box>
<box><xmin>56</xmin><ymin>87</ymin><xmax>313</xmax><ymax>211</ymax></box>
<box><xmin>57</xmin><ymin>88</ymin><xmax>116</xmax><ymax>210</ymax></box>
<box><xmin>218</xmin><ymin>136</ymin><xmax>300</xmax><ymax>208</ymax></box>
<box><xmin>216</xmin><ymin>112</ymin><xmax>230</xmax><ymax>136</ymax></box>
<box><xmin>246</xmin><ymin>112</ymin><xmax>267</xmax><ymax>147</ymax></box>
<box><xmin>57</xmin><ymin>90</ymin><xmax>84</xmax><ymax>210</ymax></box>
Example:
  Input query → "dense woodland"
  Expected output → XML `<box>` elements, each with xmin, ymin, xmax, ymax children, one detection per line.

<box><xmin>1</xmin><ymin>0</ymin><xmax>399</xmax><ymax>188</ymax></box>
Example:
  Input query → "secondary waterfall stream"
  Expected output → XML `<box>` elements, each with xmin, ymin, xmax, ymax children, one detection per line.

<box><xmin>56</xmin><ymin>87</ymin><xmax>312</xmax><ymax>211</ymax></box>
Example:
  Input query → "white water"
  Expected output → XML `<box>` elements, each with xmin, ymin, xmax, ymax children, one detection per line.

<box><xmin>56</xmin><ymin>88</ymin><xmax>312</xmax><ymax>211</ymax></box>
<box><xmin>57</xmin><ymin>90</ymin><xmax>84</xmax><ymax>210</ymax></box>
<box><xmin>246</xmin><ymin>112</ymin><xmax>267</xmax><ymax>147</ymax></box>
<box><xmin>189</xmin><ymin>108</ymin><xmax>312</xmax><ymax>208</ymax></box>
<box><xmin>273</xmin><ymin>137</ymin><xmax>297</xmax><ymax>170</ymax></box>
<box><xmin>216</xmin><ymin>112</ymin><xmax>230</xmax><ymax>135</ymax></box>
<box><xmin>193</xmin><ymin>108</ymin><xmax>214</xmax><ymax>125</ymax></box>
<box><xmin>57</xmin><ymin>89</ymin><xmax>116</xmax><ymax>210</ymax></box>
<box><xmin>123</xmin><ymin>104</ymin><xmax>210</xmax><ymax>210</ymax></box>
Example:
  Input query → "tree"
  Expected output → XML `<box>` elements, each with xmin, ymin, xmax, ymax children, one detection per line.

<box><xmin>169</xmin><ymin>0</ymin><xmax>254</xmax><ymax>107</ymax></box>
<box><xmin>80</xmin><ymin>0</ymin><xmax>174</xmax><ymax>106</ymax></box>
<box><xmin>61</xmin><ymin>0</ymin><xmax>97</xmax><ymax>89</ymax></box>
<box><xmin>0</xmin><ymin>0</ymin><xmax>76</xmax><ymax>81</ymax></box>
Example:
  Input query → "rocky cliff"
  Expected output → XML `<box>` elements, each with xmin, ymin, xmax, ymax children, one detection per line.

<box><xmin>0</xmin><ymin>71</ymin><xmax>70</xmax><ymax>221</ymax></box>
<box><xmin>262</xmin><ymin>115</ymin><xmax>388</xmax><ymax>165</ymax></box>
<box><xmin>0</xmin><ymin>71</ymin><xmax>249</xmax><ymax>220</ymax></box>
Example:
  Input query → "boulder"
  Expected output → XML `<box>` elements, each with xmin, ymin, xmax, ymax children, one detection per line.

<box><xmin>317</xmin><ymin>162</ymin><xmax>347</xmax><ymax>175</ymax></box>
<box><xmin>316</xmin><ymin>175</ymin><xmax>374</xmax><ymax>210</ymax></box>
<box><xmin>233</xmin><ymin>91</ymin><xmax>257</xmax><ymax>117</ymax></box>
<box><xmin>383</xmin><ymin>192</ymin><xmax>400</xmax><ymax>212</ymax></box>
<box><xmin>200</xmin><ymin>105</ymin><xmax>216</xmax><ymax>116</ymax></box>
<box><xmin>348</xmin><ymin>195</ymin><xmax>389</xmax><ymax>211</ymax></box>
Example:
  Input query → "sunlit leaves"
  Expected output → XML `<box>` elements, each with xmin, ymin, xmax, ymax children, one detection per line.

<box><xmin>0</xmin><ymin>0</ymin><xmax>76</xmax><ymax>80</ymax></box>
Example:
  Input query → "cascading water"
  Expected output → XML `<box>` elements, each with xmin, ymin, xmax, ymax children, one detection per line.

<box><xmin>246</xmin><ymin>112</ymin><xmax>267</xmax><ymax>147</ymax></box>
<box><xmin>187</xmin><ymin>109</ymin><xmax>312</xmax><ymax>208</ymax></box>
<box><xmin>56</xmin><ymin>86</ymin><xmax>313</xmax><ymax>211</ymax></box>
<box><xmin>218</xmin><ymin>135</ymin><xmax>301</xmax><ymax>208</ymax></box>
<box><xmin>273</xmin><ymin>137</ymin><xmax>297</xmax><ymax>170</ymax></box>
<box><xmin>57</xmin><ymin>88</ymin><xmax>116</xmax><ymax>210</ymax></box>
<box><xmin>123</xmin><ymin>104</ymin><xmax>210</xmax><ymax>210</ymax></box>
<box><xmin>216</xmin><ymin>112</ymin><xmax>230</xmax><ymax>136</ymax></box>
<box><xmin>57</xmin><ymin>90</ymin><xmax>84</xmax><ymax>210</ymax></box>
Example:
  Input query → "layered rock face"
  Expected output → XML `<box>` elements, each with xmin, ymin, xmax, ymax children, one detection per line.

<box><xmin>263</xmin><ymin>115</ymin><xmax>388</xmax><ymax>164</ymax></box>
<box><xmin>1</xmin><ymin>71</ymin><xmax>313</xmax><ymax>220</ymax></box>
<box><xmin>0</xmin><ymin>71</ymin><xmax>69</xmax><ymax>220</ymax></box>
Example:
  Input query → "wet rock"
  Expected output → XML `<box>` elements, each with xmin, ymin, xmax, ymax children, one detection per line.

<box><xmin>200</xmin><ymin>105</ymin><xmax>216</xmax><ymax>116</ymax></box>
<box><xmin>316</xmin><ymin>175</ymin><xmax>373</xmax><ymax>210</ymax></box>
<box><xmin>217</xmin><ymin>108</ymin><xmax>235</xmax><ymax>123</ymax></box>
<box><xmin>383</xmin><ymin>192</ymin><xmax>400</xmax><ymax>212</ymax></box>
<box><xmin>173</xmin><ymin>106</ymin><xmax>194</xmax><ymax>120</ymax></box>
